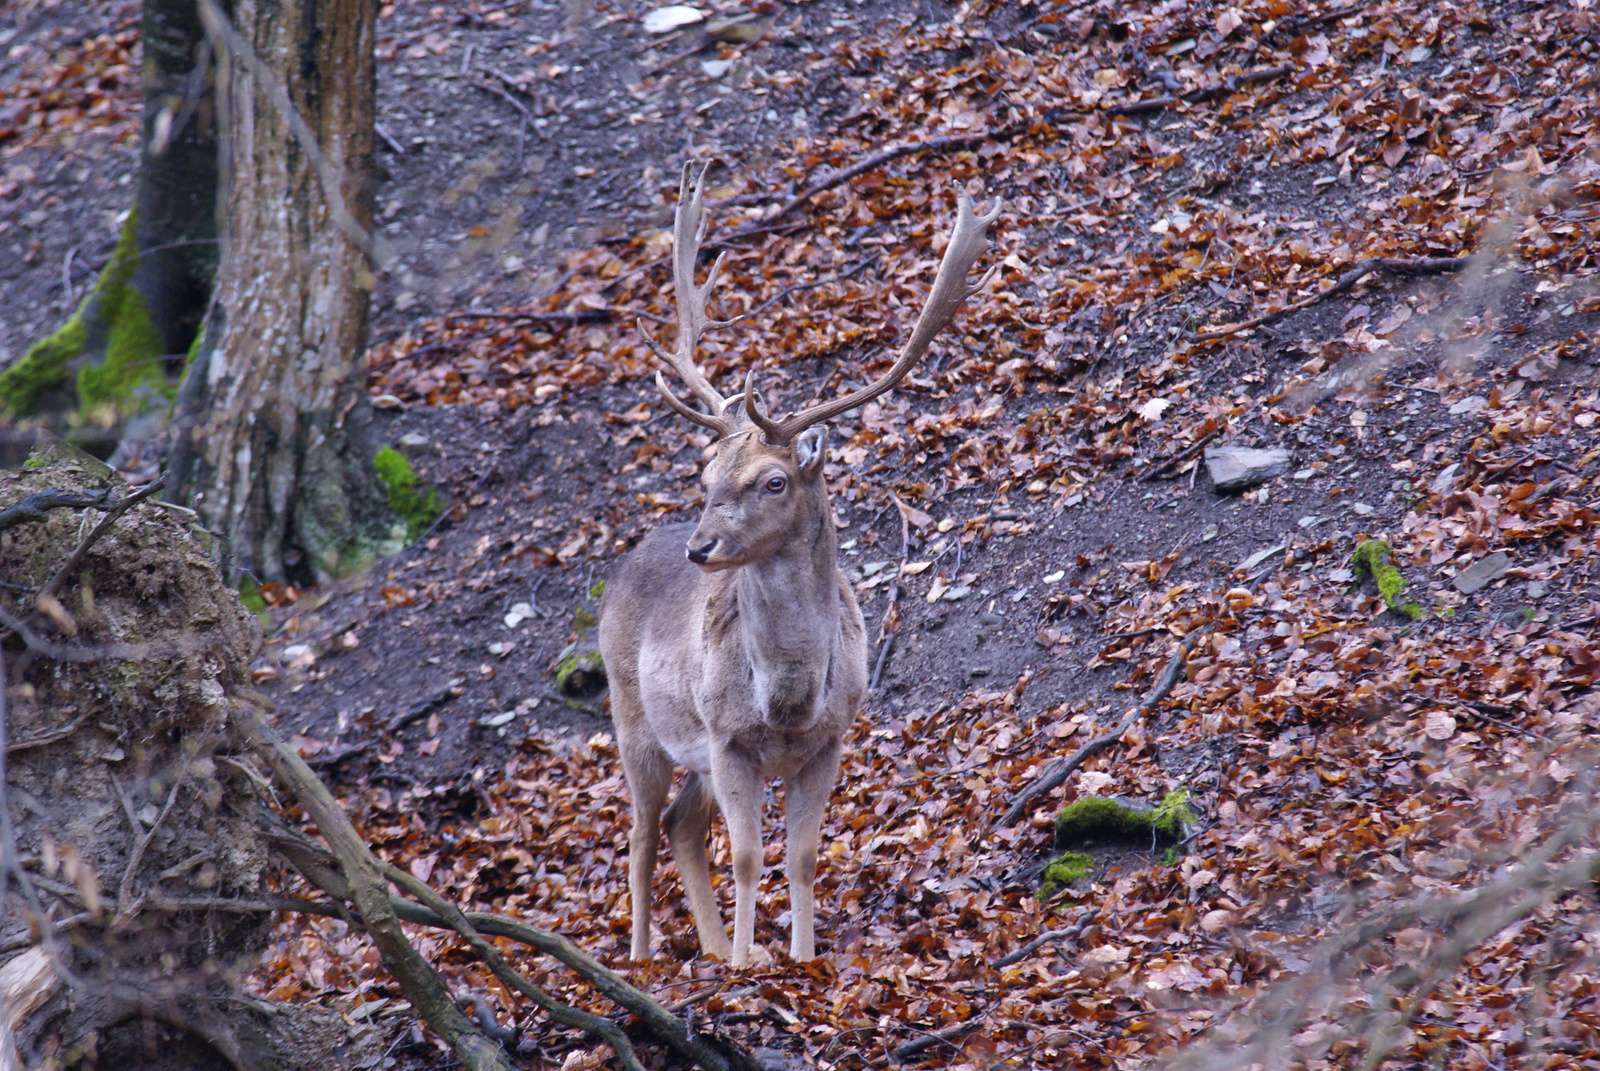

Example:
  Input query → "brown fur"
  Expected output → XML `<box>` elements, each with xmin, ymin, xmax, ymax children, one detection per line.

<box><xmin>599</xmin><ymin>425</ymin><xmax>867</xmax><ymax>964</ymax></box>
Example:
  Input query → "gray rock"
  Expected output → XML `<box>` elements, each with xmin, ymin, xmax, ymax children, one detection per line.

<box><xmin>1453</xmin><ymin>551</ymin><xmax>1511</xmax><ymax>594</ymax></box>
<box><xmin>1205</xmin><ymin>445</ymin><xmax>1292</xmax><ymax>491</ymax></box>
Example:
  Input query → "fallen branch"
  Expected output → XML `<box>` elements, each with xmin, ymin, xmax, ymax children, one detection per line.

<box><xmin>4</xmin><ymin>713</ymin><xmax>90</xmax><ymax>755</ymax></box>
<box><xmin>250</xmin><ymin>707</ymin><xmax>753</xmax><ymax>1071</ymax></box>
<box><xmin>869</xmin><ymin>495</ymin><xmax>914</xmax><ymax>693</ymax></box>
<box><xmin>235</xmin><ymin>697</ymin><xmax>519</xmax><ymax>1071</ymax></box>
<box><xmin>763</xmin><ymin>131</ymin><xmax>1001</xmax><ymax>225</ymax></box>
<box><xmin>996</xmin><ymin>634</ymin><xmax>1196</xmax><ymax>829</ymax></box>
<box><xmin>993</xmin><ymin>907</ymin><xmax>1100</xmax><ymax>968</ymax></box>
<box><xmin>1191</xmin><ymin>255</ymin><xmax>1470</xmax><ymax>342</ymax></box>
<box><xmin>381</xmin><ymin>861</ymin><xmax>648</xmax><ymax>1071</ymax></box>
<box><xmin>445</xmin><ymin>308</ymin><xmax>612</xmax><ymax>326</ymax></box>
<box><xmin>1138</xmin><ymin>427</ymin><xmax>1221</xmax><ymax>481</ymax></box>
<box><xmin>1107</xmin><ymin>64</ymin><xmax>1296</xmax><ymax>116</ymax></box>
<box><xmin>469</xmin><ymin>77</ymin><xmax>533</xmax><ymax>123</ymax></box>
<box><xmin>891</xmin><ymin>1016</ymin><xmax>983</xmax><ymax>1061</ymax></box>
<box><xmin>0</xmin><ymin>488</ymin><xmax>116</xmax><ymax>534</ymax></box>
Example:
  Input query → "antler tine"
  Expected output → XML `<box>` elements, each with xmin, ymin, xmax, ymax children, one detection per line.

<box><xmin>641</xmin><ymin>162</ymin><xmax>738</xmax><ymax>435</ymax></box>
<box><xmin>741</xmin><ymin>368</ymin><xmax>783</xmax><ymax>441</ymax></box>
<box><xmin>749</xmin><ymin>189</ymin><xmax>1002</xmax><ymax>445</ymax></box>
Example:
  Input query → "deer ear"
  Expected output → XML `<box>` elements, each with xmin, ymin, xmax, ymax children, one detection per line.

<box><xmin>793</xmin><ymin>427</ymin><xmax>827</xmax><ymax>477</ymax></box>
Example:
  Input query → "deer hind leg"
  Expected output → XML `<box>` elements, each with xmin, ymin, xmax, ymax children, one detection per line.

<box><xmin>618</xmin><ymin>735</ymin><xmax>672</xmax><ymax>961</ymax></box>
<box><xmin>710</xmin><ymin>744</ymin><xmax>765</xmax><ymax>967</ymax></box>
<box><xmin>663</xmin><ymin>771</ymin><xmax>732</xmax><ymax>960</ymax></box>
<box><xmin>783</xmin><ymin>736</ymin><xmax>843</xmax><ymax>962</ymax></box>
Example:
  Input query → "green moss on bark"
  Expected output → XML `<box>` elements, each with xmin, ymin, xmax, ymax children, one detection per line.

<box><xmin>0</xmin><ymin>209</ymin><xmax>171</xmax><ymax>419</ymax></box>
<box><xmin>1350</xmin><ymin>539</ymin><xmax>1422</xmax><ymax>619</ymax></box>
<box><xmin>1054</xmin><ymin>790</ymin><xmax>1194</xmax><ymax>848</ymax></box>
<box><xmin>0</xmin><ymin>316</ymin><xmax>87</xmax><ymax>418</ymax></box>
<box><xmin>373</xmin><ymin>446</ymin><xmax>444</xmax><ymax>542</ymax></box>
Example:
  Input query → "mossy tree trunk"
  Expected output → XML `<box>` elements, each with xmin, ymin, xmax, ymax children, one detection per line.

<box><xmin>0</xmin><ymin>0</ymin><xmax>218</xmax><ymax>431</ymax></box>
<box><xmin>168</xmin><ymin>0</ymin><xmax>398</xmax><ymax>584</ymax></box>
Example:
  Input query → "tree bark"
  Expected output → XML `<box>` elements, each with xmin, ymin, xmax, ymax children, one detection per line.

<box><xmin>0</xmin><ymin>0</ymin><xmax>216</xmax><ymax>436</ymax></box>
<box><xmin>135</xmin><ymin>0</ymin><xmax>220</xmax><ymax>359</ymax></box>
<box><xmin>171</xmin><ymin>0</ymin><xmax>396</xmax><ymax>583</ymax></box>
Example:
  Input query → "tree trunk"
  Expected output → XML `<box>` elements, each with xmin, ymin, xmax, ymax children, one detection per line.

<box><xmin>134</xmin><ymin>0</ymin><xmax>220</xmax><ymax>361</ymax></box>
<box><xmin>170</xmin><ymin>0</ymin><xmax>397</xmax><ymax>584</ymax></box>
<box><xmin>0</xmin><ymin>0</ymin><xmax>217</xmax><ymax>436</ymax></box>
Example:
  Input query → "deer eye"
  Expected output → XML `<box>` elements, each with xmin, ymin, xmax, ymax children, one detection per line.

<box><xmin>765</xmin><ymin>475</ymin><xmax>787</xmax><ymax>494</ymax></box>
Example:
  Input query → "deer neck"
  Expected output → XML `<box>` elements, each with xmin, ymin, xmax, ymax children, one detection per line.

<box><xmin>733</xmin><ymin>492</ymin><xmax>839</xmax><ymax>727</ymax></box>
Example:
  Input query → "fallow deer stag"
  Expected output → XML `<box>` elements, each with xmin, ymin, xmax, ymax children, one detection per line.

<box><xmin>599</xmin><ymin>164</ymin><xmax>1000</xmax><ymax>966</ymax></box>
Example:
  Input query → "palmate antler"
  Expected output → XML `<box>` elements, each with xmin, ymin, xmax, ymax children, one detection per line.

<box><xmin>637</xmin><ymin>164</ymin><xmax>744</xmax><ymax>438</ymax></box>
<box><xmin>642</xmin><ymin>163</ymin><xmax>1002</xmax><ymax>443</ymax></box>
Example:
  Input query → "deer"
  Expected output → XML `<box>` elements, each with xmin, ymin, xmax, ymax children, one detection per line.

<box><xmin>598</xmin><ymin>163</ymin><xmax>1000</xmax><ymax>967</ymax></box>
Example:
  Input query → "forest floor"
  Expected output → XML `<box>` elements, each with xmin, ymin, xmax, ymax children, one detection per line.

<box><xmin>5</xmin><ymin>0</ymin><xmax>1600</xmax><ymax>1069</ymax></box>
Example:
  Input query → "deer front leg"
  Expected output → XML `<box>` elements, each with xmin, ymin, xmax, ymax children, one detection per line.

<box><xmin>784</xmin><ymin>736</ymin><xmax>842</xmax><ymax>962</ymax></box>
<box><xmin>710</xmin><ymin>741</ymin><xmax>765</xmax><ymax>967</ymax></box>
<box><xmin>619</xmin><ymin>740</ymin><xmax>672</xmax><ymax>960</ymax></box>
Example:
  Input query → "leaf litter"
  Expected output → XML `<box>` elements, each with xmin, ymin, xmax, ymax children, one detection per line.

<box><xmin>9</xmin><ymin>0</ymin><xmax>1600</xmax><ymax>1067</ymax></box>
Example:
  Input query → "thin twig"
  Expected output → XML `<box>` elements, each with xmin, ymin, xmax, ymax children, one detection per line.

<box><xmin>994</xmin><ymin>908</ymin><xmax>1100</xmax><ymax>968</ymax></box>
<box><xmin>764</xmin><ymin>131</ymin><xmax>999</xmax><ymax>225</ymax></box>
<box><xmin>117</xmin><ymin>770</ymin><xmax>187</xmax><ymax>916</ymax></box>
<box><xmin>40</xmin><ymin>476</ymin><xmax>167</xmax><ymax>600</ymax></box>
<box><xmin>1191</xmin><ymin>256</ymin><xmax>1469</xmax><ymax>342</ymax></box>
<box><xmin>446</xmin><ymin>308</ymin><xmax>611</xmax><ymax>326</ymax></box>
<box><xmin>1107</xmin><ymin>64</ymin><xmax>1296</xmax><ymax>116</ymax></box>
<box><xmin>1139</xmin><ymin>427</ymin><xmax>1222</xmax><ymax>481</ymax></box>
<box><xmin>870</xmin><ymin>495</ymin><xmax>914</xmax><ymax>692</ymax></box>
<box><xmin>891</xmin><ymin>1016</ymin><xmax>984</xmax><ymax>1061</ymax></box>
<box><xmin>4</xmin><ymin>713</ymin><xmax>90</xmax><ymax>755</ymax></box>
<box><xmin>997</xmin><ymin>633</ymin><xmax>1197</xmax><ymax>828</ymax></box>
<box><xmin>381</xmin><ymin>862</ymin><xmax>648</xmax><ymax>1071</ymax></box>
<box><xmin>469</xmin><ymin>78</ymin><xmax>533</xmax><ymax>122</ymax></box>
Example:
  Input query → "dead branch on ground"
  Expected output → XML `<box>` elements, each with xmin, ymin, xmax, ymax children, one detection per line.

<box><xmin>0</xmin><ymin>488</ymin><xmax>116</xmax><ymax>534</ymax></box>
<box><xmin>1191</xmin><ymin>255</ymin><xmax>1470</xmax><ymax>342</ymax></box>
<box><xmin>41</xmin><ymin>476</ymin><xmax>166</xmax><ymax>600</ymax></box>
<box><xmin>238</xmin><ymin>698</ymin><xmax>755</xmax><ymax>1071</ymax></box>
<box><xmin>997</xmin><ymin>634</ymin><xmax>1197</xmax><ymax>828</ymax></box>
<box><xmin>869</xmin><ymin>496</ymin><xmax>914</xmax><ymax>692</ymax></box>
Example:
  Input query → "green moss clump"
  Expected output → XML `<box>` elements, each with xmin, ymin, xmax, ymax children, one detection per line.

<box><xmin>1054</xmin><ymin>790</ymin><xmax>1194</xmax><ymax>849</ymax></box>
<box><xmin>0</xmin><ymin>209</ymin><xmax>169</xmax><ymax>419</ymax></box>
<box><xmin>1038</xmin><ymin>850</ymin><xmax>1093</xmax><ymax>899</ymax></box>
<box><xmin>373</xmin><ymin>446</ymin><xmax>445</xmax><ymax>542</ymax></box>
<box><xmin>555</xmin><ymin>649</ymin><xmax>606</xmax><ymax>696</ymax></box>
<box><xmin>588</xmin><ymin>579</ymin><xmax>606</xmax><ymax>601</ymax></box>
<box><xmin>1</xmin><ymin>316</ymin><xmax>88</xmax><ymax>419</ymax></box>
<box><xmin>1350</xmin><ymin>539</ymin><xmax>1422</xmax><ymax>619</ymax></box>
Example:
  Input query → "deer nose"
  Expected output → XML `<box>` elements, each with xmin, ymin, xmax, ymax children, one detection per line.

<box><xmin>686</xmin><ymin>537</ymin><xmax>717</xmax><ymax>565</ymax></box>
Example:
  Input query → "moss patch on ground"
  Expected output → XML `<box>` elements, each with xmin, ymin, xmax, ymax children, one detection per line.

<box><xmin>1037</xmin><ymin>850</ymin><xmax>1093</xmax><ymax>899</ymax></box>
<box><xmin>1054</xmin><ymin>790</ymin><xmax>1194</xmax><ymax>849</ymax></box>
<box><xmin>1350</xmin><ymin>539</ymin><xmax>1422</xmax><ymax>619</ymax></box>
<box><xmin>373</xmin><ymin>446</ymin><xmax>445</xmax><ymax>542</ymax></box>
<box><xmin>555</xmin><ymin>649</ymin><xmax>606</xmax><ymax>695</ymax></box>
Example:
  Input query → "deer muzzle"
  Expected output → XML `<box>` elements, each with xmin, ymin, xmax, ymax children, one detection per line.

<box><xmin>685</xmin><ymin>535</ymin><xmax>718</xmax><ymax>565</ymax></box>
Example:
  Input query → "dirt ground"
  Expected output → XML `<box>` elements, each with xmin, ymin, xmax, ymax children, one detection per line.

<box><xmin>5</xmin><ymin>0</ymin><xmax>1600</xmax><ymax>1067</ymax></box>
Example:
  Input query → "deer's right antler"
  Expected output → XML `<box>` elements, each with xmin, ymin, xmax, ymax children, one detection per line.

<box><xmin>639</xmin><ymin>163</ymin><xmax>744</xmax><ymax>438</ymax></box>
<box><xmin>743</xmin><ymin>190</ymin><xmax>1002</xmax><ymax>445</ymax></box>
